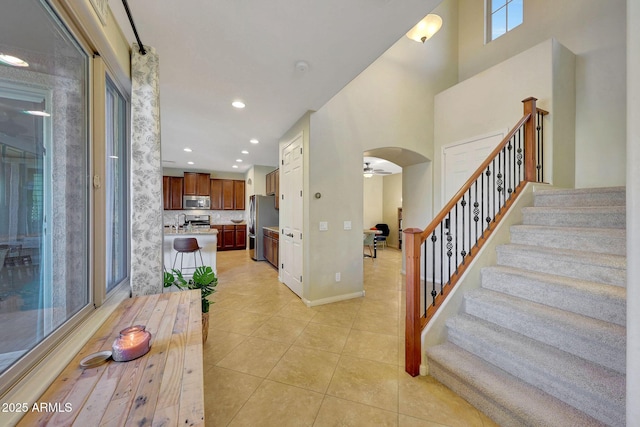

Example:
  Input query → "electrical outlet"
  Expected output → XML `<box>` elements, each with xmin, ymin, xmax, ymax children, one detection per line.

<box><xmin>319</xmin><ymin>221</ymin><xmax>328</xmax><ymax>231</ymax></box>
<box><xmin>335</xmin><ymin>272</ymin><xmax>341</xmax><ymax>282</ymax></box>
<box><xmin>343</xmin><ymin>221</ymin><xmax>351</xmax><ymax>230</ymax></box>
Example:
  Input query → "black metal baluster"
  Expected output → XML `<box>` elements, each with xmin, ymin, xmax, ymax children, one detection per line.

<box><xmin>461</xmin><ymin>197</ymin><xmax>466</xmax><ymax>264</ymax></box>
<box><xmin>446</xmin><ymin>212</ymin><xmax>452</xmax><ymax>284</ymax></box>
<box><xmin>454</xmin><ymin>204</ymin><xmax>459</xmax><ymax>273</ymax></box>
<box><xmin>468</xmin><ymin>188</ymin><xmax>472</xmax><ymax>252</ymax></box>
<box><xmin>516</xmin><ymin>130</ymin><xmax>522</xmax><ymax>187</ymax></box>
<box><xmin>473</xmin><ymin>182</ymin><xmax>479</xmax><ymax>245</ymax></box>
<box><xmin>439</xmin><ymin>223</ymin><xmax>443</xmax><ymax>295</ymax></box>
<box><xmin>431</xmin><ymin>230</ymin><xmax>437</xmax><ymax>305</ymax></box>
<box><xmin>507</xmin><ymin>136</ymin><xmax>513</xmax><ymax>196</ymax></box>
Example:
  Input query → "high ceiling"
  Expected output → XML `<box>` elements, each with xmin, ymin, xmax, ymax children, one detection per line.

<box><xmin>110</xmin><ymin>0</ymin><xmax>440</xmax><ymax>174</ymax></box>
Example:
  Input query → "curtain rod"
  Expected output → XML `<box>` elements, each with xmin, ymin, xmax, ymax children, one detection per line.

<box><xmin>121</xmin><ymin>0</ymin><xmax>147</xmax><ymax>55</ymax></box>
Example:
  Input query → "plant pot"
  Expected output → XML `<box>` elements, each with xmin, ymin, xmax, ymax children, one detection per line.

<box><xmin>202</xmin><ymin>312</ymin><xmax>209</xmax><ymax>344</ymax></box>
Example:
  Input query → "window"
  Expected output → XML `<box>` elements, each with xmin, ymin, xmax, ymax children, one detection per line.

<box><xmin>487</xmin><ymin>0</ymin><xmax>523</xmax><ymax>42</ymax></box>
<box><xmin>0</xmin><ymin>0</ymin><xmax>90</xmax><ymax>384</ymax></box>
<box><xmin>105</xmin><ymin>77</ymin><xmax>129</xmax><ymax>292</ymax></box>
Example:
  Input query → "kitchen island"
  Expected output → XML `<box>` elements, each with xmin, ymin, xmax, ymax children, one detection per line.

<box><xmin>164</xmin><ymin>228</ymin><xmax>218</xmax><ymax>274</ymax></box>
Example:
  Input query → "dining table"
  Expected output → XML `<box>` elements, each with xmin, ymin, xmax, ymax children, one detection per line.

<box><xmin>363</xmin><ymin>229</ymin><xmax>382</xmax><ymax>258</ymax></box>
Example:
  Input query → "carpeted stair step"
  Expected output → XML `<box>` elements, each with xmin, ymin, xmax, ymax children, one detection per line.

<box><xmin>496</xmin><ymin>244</ymin><xmax>626</xmax><ymax>286</ymax></box>
<box><xmin>426</xmin><ymin>342</ymin><xmax>608</xmax><ymax>427</ymax></box>
<box><xmin>534</xmin><ymin>187</ymin><xmax>626</xmax><ymax>207</ymax></box>
<box><xmin>481</xmin><ymin>266</ymin><xmax>626</xmax><ymax>326</ymax></box>
<box><xmin>521</xmin><ymin>205</ymin><xmax>625</xmax><ymax>229</ymax></box>
<box><xmin>444</xmin><ymin>314</ymin><xmax>625</xmax><ymax>427</ymax></box>
<box><xmin>509</xmin><ymin>224</ymin><xmax>626</xmax><ymax>255</ymax></box>
<box><xmin>463</xmin><ymin>289</ymin><xmax>625</xmax><ymax>373</ymax></box>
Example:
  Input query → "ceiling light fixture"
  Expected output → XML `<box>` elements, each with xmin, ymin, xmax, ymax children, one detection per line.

<box><xmin>0</xmin><ymin>53</ymin><xmax>29</xmax><ymax>67</ymax></box>
<box><xmin>187</xmin><ymin>161</ymin><xmax>194</xmax><ymax>165</ymax></box>
<box><xmin>183</xmin><ymin>148</ymin><xmax>192</xmax><ymax>152</ymax></box>
<box><xmin>232</xmin><ymin>100</ymin><xmax>246</xmax><ymax>109</ymax></box>
<box><xmin>406</xmin><ymin>14</ymin><xmax>443</xmax><ymax>43</ymax></box>
<box><xmin>250</xmin><ymin>138</ymin><xmax>259</xmax><ymax>144</ymax></box>
<box><xmin>236</xmin><ymin>159</ymin><xmax>243</xmax><ymax>163</ymax></box>
<box><xmin>241</xmin><ymin>150</ymin><xmax>249</xmax><ymax>154</ymax></box>
<box><xmin>232</xmin><ymin>165</ymin><xmax>238</xmax><ymax>169</ymax></box>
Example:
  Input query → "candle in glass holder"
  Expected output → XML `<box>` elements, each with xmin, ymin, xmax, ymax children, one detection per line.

<box><xmin>112</xmin><ymin>325</ymin><xmax>152</xmax><ymax>362</ymax></box>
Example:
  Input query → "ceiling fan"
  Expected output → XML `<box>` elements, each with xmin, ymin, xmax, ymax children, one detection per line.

<box><xmin>363</xmin><ymin>162</ymin><xmax>391</xmax><ymax>178</ymax></box>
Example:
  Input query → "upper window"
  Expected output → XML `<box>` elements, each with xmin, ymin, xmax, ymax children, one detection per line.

<box><xmin>0</xmin><ymin>0</ymin><xmax>90</xmax><ymax>386</ymax></box>
<box><xmin>487</xmin><ymin>0</ymin><xmax>523</xmax><ymax>42</ymax></box>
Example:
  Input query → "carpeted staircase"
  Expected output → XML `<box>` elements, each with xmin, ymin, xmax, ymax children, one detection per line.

<box><xmin>425</xmin><ymin>187</ymin><xmax>626</xmax><ymax>427</ymax></box>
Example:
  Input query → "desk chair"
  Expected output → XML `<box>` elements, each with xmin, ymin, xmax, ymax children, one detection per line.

<box><xmin>374</xmin><ymin>223</ymin><xmax>390</xmax><ymax>249</ymax></box>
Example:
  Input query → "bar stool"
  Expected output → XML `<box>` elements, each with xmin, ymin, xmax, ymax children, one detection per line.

<box><xmin>172</xmin><ymin>237</ymin><xmax>204</xmax><ymax>275</ymax></box>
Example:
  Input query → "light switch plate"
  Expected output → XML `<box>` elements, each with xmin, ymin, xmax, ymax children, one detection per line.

<box><xmin>319</xmin><ymin>221</ymin><xmax>328</xmax><ymax>231</ymax></box>
<box><xmin>343</xmin><ymin>221</ymin><xmax>351</xmax><ymax>230</ymax></box>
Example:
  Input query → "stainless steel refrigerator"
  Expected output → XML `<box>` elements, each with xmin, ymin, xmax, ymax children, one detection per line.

<box><xmin>249</xmin><ymin>195</ymin><xmax>278</xmax><ymax>261</ymax></box>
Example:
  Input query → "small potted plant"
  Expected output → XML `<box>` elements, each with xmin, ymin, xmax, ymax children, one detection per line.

<box><xmin>163</xmin><ymin>266</ymin><xmax>217</xmax><ymax>343</ymax></box>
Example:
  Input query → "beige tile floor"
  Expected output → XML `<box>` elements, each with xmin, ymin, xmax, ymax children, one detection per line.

<box><xmin>204</xmin><ymin>248</ymin><xmax>498</xmax><ymax>427</ymax></box>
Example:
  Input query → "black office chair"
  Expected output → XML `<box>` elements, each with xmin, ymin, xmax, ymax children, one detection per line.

<box><xmin>374</xmin><ymin>223</ymin><xmax>390</xmax><ymax>249</ymax></box>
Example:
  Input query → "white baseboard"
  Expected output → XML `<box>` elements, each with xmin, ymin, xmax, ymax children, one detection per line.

<box><xmin>302</xmin><ymin>290</ymin><xmax>365</xmax><ymax>307</ymax></box>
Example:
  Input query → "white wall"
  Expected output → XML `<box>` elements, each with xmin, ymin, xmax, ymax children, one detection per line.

<box><xmin>363</xmin><ymin>175</ymin><xmax>383</xmax><ymax>229</ymax></box>
<box><xmin>301</xmin><ymin>0</ymin><xmax>458</xmax><ymax>304</ymax></box>
<box><xmin>433</xmin><ymin>39</ymin><xmax>575</xmax><ymax>210</ymax></box>
<box><xmin>458</xmin><ymin>0</ymin><xmax>626</xmax><ymax>188</ymax></box>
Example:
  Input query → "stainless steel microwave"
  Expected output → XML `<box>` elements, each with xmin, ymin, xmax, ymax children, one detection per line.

<box><xmin>183</xmin><ymin>195</ymin><xmax>211</xmax><ymax>210</ymax></box>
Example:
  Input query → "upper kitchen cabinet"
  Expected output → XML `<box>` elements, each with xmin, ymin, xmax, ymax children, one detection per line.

<box><xmin>183</xmin><ymin>172</ymin><xmax>211</xmax><ymax>196</ymax></box>
<box><xmin>266</xmin><ymin>169</ymin><xmax>279</xmax><ymax>209</ymax></box>
<box><xmin>163</xmin><ymin>176</ymin><xmax>184</xmax><ymax>210</ymax></box>
<box><xmin>211</xmin><ymin>179</ymin><xmax>245</xmax><ymax>210</ymax></box>
<box><xmin>234</xmin><ymin>180</ymin><xmax>245</xmax><ymax>210</ymax></box>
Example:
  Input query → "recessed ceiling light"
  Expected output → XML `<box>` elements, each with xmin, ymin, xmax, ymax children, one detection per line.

<box><xmin>109</xmin><ymin>155</ymin><xmax>119</xmax><ymax>159</ymax></box>
<box><xmin>187</xmin><ymin>161</ymin><xmax>194</xmax><ymax>165</ymax></box>
<box><xmin>23</xmin><ymin>110</ymin><xmax>50</xmax><ymax>117</ymax></box>
<box><xmin>232</xmin><ymin>165</ymin><xmax>238</xmax><ymax>169</ymax></box>
<box><xmin>250</xmin><ymin>139</ymin><xmax>259</xmax><ymax>144</ymax></box>
<box><xmin>232</xmin><ymin>100</ymin><xmax>246</xmax><ymax>109</ymax></box>
<box><xmin>0</xmin><ymin>53</ymin><xmax>28</xmax><ymax>67</ymax></box>
<box><xmin>241</xmin><ymin>150</ymin><xmax>249</xmax><ymax>154</ymax></box>
<box><xmin>235</xmin><ymin>159</ymin><xmax>243</xmax><ymax>163</ymax></box>
<box><xmin>183</xmin><ymin>148</ymin><xmax>192</xmax><ymax>152</ymax></box>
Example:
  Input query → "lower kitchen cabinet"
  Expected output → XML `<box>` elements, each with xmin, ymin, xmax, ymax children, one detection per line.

<box><xmin>263</xmin><ymin>228</ymin><xmax>279</xmax><ymax>269</ymax></box>
<box><xmin>214</xmin><ymin>224</ymin><xmax>246</xmax><ymax>251</ymax></box>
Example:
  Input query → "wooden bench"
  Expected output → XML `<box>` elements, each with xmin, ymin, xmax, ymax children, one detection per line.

<box><xmin>17</xmin><ymin>290</ymin><xmax>204</xmax><ymax>426</ymax></box>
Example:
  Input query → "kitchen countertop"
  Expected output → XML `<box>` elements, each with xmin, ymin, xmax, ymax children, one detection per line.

<box><xmin>263</xmin><ymin>226</ymin><xmax>279</xmax><ymax>233</ymax></box>
<box><xmin>164</xmin><ymin>228</ymin><xmax>218</xmax><ymax>235</ymax></box>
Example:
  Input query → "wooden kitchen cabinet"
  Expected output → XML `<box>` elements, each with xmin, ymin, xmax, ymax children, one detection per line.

<box><xmin>212</xmin><ymin>225</ymin><xmax>223</xmax><ymax>250</ymax></box>
<box><xmin>183</xmin><ymin>172</ymin><xmax>210</xmax><ymax>196</ymax></box>
<box><xmin>163</xmin><ymin>176</ymin><xmax>184</xmax><ymax>210</ymax></box>
<box><xmin>234</xmin><ymin>180</ymin><xmax>245</xmax><ymax>210</ymax></box>
<box><xmin>211</xmin><ymin>179</ymin><xmax>245</xmax><ymax>210</ymax></box>
<box><xmin>266</xmin><ymin>169</ymin><xmax>279</xmax><ymax>209</ymax></box>
<box><xmin>263</xmin><ymin>228</ymin><xmax>279</xmax><ymax>269</ymax></box>
<box><xmin>219</xmin><ymin>224</ymin><xmax>246</xmax><ymax>250</ymax></box>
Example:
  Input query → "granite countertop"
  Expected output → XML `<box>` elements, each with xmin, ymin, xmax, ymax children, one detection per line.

<box><xmin>263</xmin><ymin>226</ymin><xmax>279</xmax><ymax>233</ymax></box>
<box><xmin>164</xmin><ymin>227</ymin><xmax>218</xmax><ymax>235</ymax></box>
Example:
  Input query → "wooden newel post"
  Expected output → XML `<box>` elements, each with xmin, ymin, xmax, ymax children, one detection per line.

<box><xmin>404</xmin><ymin>227</ymin><xmax>423</xmax><ymax>377</ymax></box>
<box><xmin>522</xmin><ymin>97</ymin><xmax>537</xmax><ymax>182</ymax></box>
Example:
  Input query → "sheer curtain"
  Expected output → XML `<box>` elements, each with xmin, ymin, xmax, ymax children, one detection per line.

<box><xmin>130</xmin><ymin>44</ymin><xmax>163</xmax><ymax>296</ymax></box>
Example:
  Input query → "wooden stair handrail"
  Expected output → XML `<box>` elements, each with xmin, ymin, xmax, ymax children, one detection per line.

<box><xmin>404</xmin><ymin>97</ymin><xmax>542</xmax><ymax>377</ymax></box>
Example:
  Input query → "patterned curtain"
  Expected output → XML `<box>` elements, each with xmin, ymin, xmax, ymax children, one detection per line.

<box><xmin>130</xmin><ymin>44</ymin><xmax>163</xmax><ymax>296</ymax></box>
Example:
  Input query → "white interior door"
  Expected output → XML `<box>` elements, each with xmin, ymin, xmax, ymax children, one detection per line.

<box><xmin>280</xmin><ymin>133</ymin><xmax>303</xmax><ymax>297</ymax></box>
<box><xmin>442</xmin><ymin>130</ymin><xmax>506</xmax><ymax>202</ymax></box>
